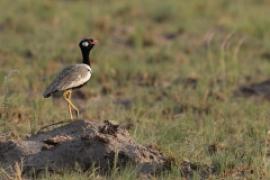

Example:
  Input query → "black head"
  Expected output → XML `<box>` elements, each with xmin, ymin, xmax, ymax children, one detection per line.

<box><xmin>79</xmin><ymin>38</ymin><xmax>97</xmax><ymax>50</ymax></box>
<box><xmin>79</xmin><ymin>38</ymin><xmax>97</xmax><ymax>66</ymax></box>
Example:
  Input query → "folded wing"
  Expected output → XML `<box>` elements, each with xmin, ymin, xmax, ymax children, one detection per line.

<box><xmin>43</xmin><ymin>64</ymin><xmax>91</xmax><ymax>98</ymax></box>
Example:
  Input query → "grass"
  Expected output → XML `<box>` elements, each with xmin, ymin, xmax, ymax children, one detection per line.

<box><xmin>1</xmin><ymin>0</ymin><xmax>270</xmax><ymax>179</ymax></box>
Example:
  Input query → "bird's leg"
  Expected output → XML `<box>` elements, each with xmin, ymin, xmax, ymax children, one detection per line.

<box><xmin>66</xmin><ymin>90</ymin><xmax>80</xmax><ymax>118</ymax></box>
<box><xmin>68</xmin><ymin>103</ymin><xmax>73</xmax><ymax>120</ymax></box>
<box><xmin>63</xmin><ymin>90</ymin><xmax>73</xmax><ymax>120</ymax></box>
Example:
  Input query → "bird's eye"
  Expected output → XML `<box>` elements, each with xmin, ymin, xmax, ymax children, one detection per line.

<box><xmin>82</xmin><ymin>41</ymin><xmax>89</xmax><ymax>47</ymax></box>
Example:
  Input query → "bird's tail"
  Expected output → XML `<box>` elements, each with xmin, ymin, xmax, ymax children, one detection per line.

<box><xmin>43</xmin><ymin>89</ymin><xmax>52</xmax><ymax>98</ymax></box>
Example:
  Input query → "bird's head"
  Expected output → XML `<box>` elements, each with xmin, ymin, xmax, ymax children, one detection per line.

<box><xmin>79</xmin><ymin>38</ymin><xmax>97</xmax><ymax>50</ymax></box>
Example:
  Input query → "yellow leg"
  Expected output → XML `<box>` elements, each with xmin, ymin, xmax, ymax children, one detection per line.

<box><xmin>63</xmin><ymin>91</ymin><xmax>74</xmax><ymax>119</ymax></box>
<box><xmin>67</xmin><ymin>90</ymin><xmax>80</xmax><ymax>118</ymax></box>
<box><xmin>63</xmin><ymin>90</ymin><xmax>80</xmax><ymax>119</ymax></box>
<box><xmin>68</xmin><ymin>104</ymin><xmax>73</xmax><ymax>120</ymax></box>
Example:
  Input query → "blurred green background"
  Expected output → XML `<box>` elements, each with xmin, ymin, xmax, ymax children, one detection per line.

<box><xmin>1</xmin><ymin>0</ymin><xmax>270</xmax><ymax>179</ymax></box>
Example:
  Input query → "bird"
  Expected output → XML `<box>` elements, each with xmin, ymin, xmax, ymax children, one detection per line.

<box><xmin>43</xmin><ymin>38</ymin><xmax>97</xmax><ymax>119</ymax></box>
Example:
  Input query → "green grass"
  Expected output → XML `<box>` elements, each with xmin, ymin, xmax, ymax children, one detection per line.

<box><xmin>1</xmin><ymin>0</ymin><xmax>270</xmax><ymax>179</ymax></box>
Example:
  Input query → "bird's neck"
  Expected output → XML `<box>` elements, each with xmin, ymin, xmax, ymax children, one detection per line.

<box><xmin>82</xmin><ymin>49</ymin><xmax>91</xmax><ymax>66</ymax></box>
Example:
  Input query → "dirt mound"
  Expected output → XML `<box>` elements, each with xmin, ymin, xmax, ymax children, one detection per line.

<box><xmin>0</xmin><ymin>120</ymin><xmax>172</xmax><ymax>178</ymax></box>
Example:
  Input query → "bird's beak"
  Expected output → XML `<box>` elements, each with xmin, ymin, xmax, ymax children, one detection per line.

<box><xmin>91</xmin><ymin>39</ymin><xmax>98</xmax><ymax>45</ymax></box>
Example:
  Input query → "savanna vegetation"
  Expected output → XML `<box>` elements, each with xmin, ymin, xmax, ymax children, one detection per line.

<box><xmin>1</xmin><ymin>0</ymin><xmax>270</xmax><ymax>179</ymax></box>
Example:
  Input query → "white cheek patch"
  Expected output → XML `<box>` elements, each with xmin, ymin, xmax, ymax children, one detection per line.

<box><xmin>82</xmin><ymin>41</ymin><xmax>89</xmax><ymax>47</ymax></box>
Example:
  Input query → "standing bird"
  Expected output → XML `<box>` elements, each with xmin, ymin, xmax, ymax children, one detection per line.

<box><xmin>43</xmin><ymin>38</ymin><xmax>97</xmax><ymax>119</ymax></box>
